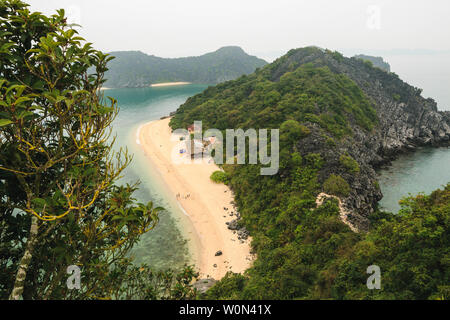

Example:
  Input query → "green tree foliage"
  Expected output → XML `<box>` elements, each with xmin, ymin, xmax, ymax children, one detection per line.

<box><xmin>329</xmin><ymin>185</ymin><xmax>450</xmax><ymax>299</ymax></box>
<box><xmin>204</xmin><ymin>182</ymin><xmax>450</xmax><ymax>300</ymax></box>
<box><xmin>200</xmin><ymin>272</ymin><xmax>247</xmax><ymax>300</ymax></box>
<box><xmin>170</xmin><ymin>63</ymin><xmax>377</xmax><ymax>137</ymax></box>
<box><xmin>210</xmin><ymin>171</ymin><xmax>229</xmax><ymax>184</ymax></box>
<box><xmin>280</xmin><ymin>120</ymin><xmax>310</xmax><ymax>148</ymax></box>
<box><xmin>339</xmin><ymin>154</ymin><xmax>360</xmax><ymax>174</ymax></box>
<box><xmin>0</xmin><ymin>0</ymin><xmax>196</xmax><ymax>300</ymax></box>
<box><xmin>323</xmin><ymin>175</ymin><xmax>351</xmax><ymax>197</ymax></box>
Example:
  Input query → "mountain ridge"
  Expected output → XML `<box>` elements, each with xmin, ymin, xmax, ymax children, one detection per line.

<box><xmin>169</xmin><ymin>47</ymin><xmax>450</xmax><ymax>299</ymax></box>
<box><xmin>171</xmin><ymin>46</ymin><xmax>450</xmax><ymax>231</ymax></box>
<box><xmin>104</xmin><ymin>46</ymin><xmax>267</xmax><ymax>88</ymax></box>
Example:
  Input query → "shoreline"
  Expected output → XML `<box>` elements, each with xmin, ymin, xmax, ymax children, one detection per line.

<box><xmin>150</xmin><ymin>82</ymin><xmax>191</xmax><ymax>87</ymax></box>
<box><xmin>137</xmin><ymin>118</ymin><xmax>253</xmax><ymax>279</ymax></box>
<box><xmin>130</xmin><ymin>123</ymin><xmax>202</xmax><ymax>270</ymax></box>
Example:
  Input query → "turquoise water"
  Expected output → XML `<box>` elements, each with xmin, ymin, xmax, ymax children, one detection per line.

<box><xmin>377</xmin><ymin>147</ymin><xmax>450</xmax><ymax>213</ymax></box>
<box><xmin>103</xmin><ymin>84</ymin><xmax>208</xmax><ymax>270</ymax></box>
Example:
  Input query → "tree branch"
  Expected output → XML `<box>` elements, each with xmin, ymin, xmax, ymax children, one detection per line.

<box><xmin>8</xmin><ymin>215</ymin><xmax>38</xmax><ymax>300</ymax></box>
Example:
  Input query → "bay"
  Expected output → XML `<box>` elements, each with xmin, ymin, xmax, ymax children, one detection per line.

<box><xmin>105</xmin><ymin>84</ymin><xmax>208</xmax><ymax>270</ymax></box>
<box><xmin>377</xmin><ymin>147</ymin><xmax>450</xmax><ymax>213</ymax></box>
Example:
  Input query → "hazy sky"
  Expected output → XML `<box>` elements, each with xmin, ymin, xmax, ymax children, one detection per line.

<box><xmin>26</xmin><ymin>0</ymin><xmax>450</xmax><ymax>61</ymax></box>
<box><xmin>25</xmin><ymin>0</ymin><xmax>450</xmax><ymax>109</ymax></box>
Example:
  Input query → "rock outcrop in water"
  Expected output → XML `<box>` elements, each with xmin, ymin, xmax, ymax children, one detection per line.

<box><xmin>273</xmin><ymin>48</ymin><xmax>450</xmax><ymax>230</ymax></box>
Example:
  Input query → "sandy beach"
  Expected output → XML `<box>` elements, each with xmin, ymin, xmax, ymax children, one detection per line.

<box><xmin>137</xmin><ymin>118</ymin><xmax>253</xmax><ymax>279</ymax></box>
<box><xmin>150</xmin><ymin>82</ymin><xmax>191</xmax><ymax>87</ymax></box>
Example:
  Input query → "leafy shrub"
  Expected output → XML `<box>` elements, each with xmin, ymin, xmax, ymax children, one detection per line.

<box><xmin>323</xmin><ymin>174</ymin><xmax>351</xmax><ymax>197</ymax></box>
<box><xmin>363</xmin><ymin>60</ymin><xmax>374</xmax><ymax>68</ymax></box>
<box><xmin>339</xmin><ymin>154</ymin><xmax>360</xmax><ymax>174</ymax></box>
<box><xmin>393</xmin><ymin>93</ymin><xmax>401</xmax><ymax>102</ymax></box>
<box><xmin>202</xmin><ymin>272</ymin><xmax>247</xmax><ymax>299</ymax></box>
<box><xmin>210</xmin><ymin>171</ymin><xmax>229</xmax><ymax>184</ymax></box>
<box><xmin>0</xmin><ymin>0</ymin><xmax>182</xmax><ymax>300</ymax></box>
<box><xmin>305</xmin><ymin>153</ymin><xmax>324</xmax><ymax>169</ymax></box>
<box><xmin>280</xmin><ymin>119</ymin><xmax>310</xmax><ymax>146</ymax></box>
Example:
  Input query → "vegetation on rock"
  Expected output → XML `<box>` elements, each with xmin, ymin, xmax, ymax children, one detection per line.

<box><xmin>339</xmin><ymin>154</ymin><xmax>360</xmax><ymax>174</ymax></box>
<box><xmin>353</xmin><ymin>54</ymin><xmax>391</xmax><ymax>72</ymax></box>
<box><xmin>171</xmin><ymin>47</ymin><xmax>450</xmax><ymax>300</ymax></box>
<box><xmin>323</xmin><ymin>174</ymin><xmax>351</xmax><ymax>197</ymax></box>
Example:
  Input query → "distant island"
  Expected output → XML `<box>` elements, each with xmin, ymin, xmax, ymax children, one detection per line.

<box><xmin>104</xmin><ymin>46</ymin><xmax>268</xmax><ymax>88</ymax></box>
<box><xmin>353</xmin><ymin>54</ymin><xmax>391</xmax><ymax>72</ymax></box>
<box><xmin>150</xmin><ymin>82</ymin><xmax>191</xmax><ymax>87</ymax></box>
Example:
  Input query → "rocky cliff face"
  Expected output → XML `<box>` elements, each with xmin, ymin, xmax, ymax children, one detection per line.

<box><xmin>353</xmin><ymin>54</ymin><xmax>391</xmax><ymax>72</ymax></box>
<box><xmin>274</xmin><ymin>48</ymin><xmax>450</xmax><ymax>230</ymax></box>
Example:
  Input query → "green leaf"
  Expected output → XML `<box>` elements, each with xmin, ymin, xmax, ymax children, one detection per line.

<box><xmin>125</xmin><ymin>215</ymin><xmax>137</xmax><ymax>222</ymax></box>
<box><xmin>17</xmin><ymin>111</ymin><xmax>34</xmax><ymax>120</ymax></box>
<box><xmin>15</xmin><ymin>97</ymin><xmax>32</xmax><ymax>105</ymax></box>
<box><xmin>97</xmin><ymin>106</ymin><xmax>113</xmax><ymax>115</ymax></box>
<box><xmin>6</xmin><ymin>85</ymin><xmax>25</xmax><ymax>97</ymax></box>
<box><xmin>0</xmin><ymin>119</ymin><xmax>13</xmax><ymax>127</ymax></box>
<box><xmin>32</xmin><ymin>81</ymin><xmax>45</xmax><ymax>90</ymax></box>
<box><xmin>0</xmin><ymin>42</ymin><xmax>16</xmax><ymax>52</ymax></box>
<box><xmin>32</xmin><ymin>198</ymin><xmax>47</xmax><ymax>209</ymax></box>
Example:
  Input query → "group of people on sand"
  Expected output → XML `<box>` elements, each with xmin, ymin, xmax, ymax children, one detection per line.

<box><xmin>176</xmin><ymin>193</ymin><xmax>191</xmax><ymax>200</ymax></box>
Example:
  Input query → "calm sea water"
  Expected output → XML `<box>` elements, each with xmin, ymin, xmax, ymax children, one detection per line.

<box><xmin>104</xmin><ymin>84</ymin><xmax>208</xmax><ymax>270</ymax></box>
<box><xmin>377</xmin><ymin>147</ymin><xmax>450</xmax><ymax>213</ymax></box>
<box><xmin>348</xmin><ymin>52</ymin><xmax>450</xmax><ymax>212</ymax></box>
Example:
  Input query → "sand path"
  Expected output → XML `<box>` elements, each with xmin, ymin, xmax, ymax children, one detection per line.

<box><xmin>315</xmin><ymin>193</ymin><xmax>358</xmax><ymax>232</ymax></box>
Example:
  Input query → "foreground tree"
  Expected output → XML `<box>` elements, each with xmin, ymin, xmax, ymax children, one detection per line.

<box><xmin>0</xmin><ymin>0</ymin><xmax>196</xmax><ymax>299</ymax></box>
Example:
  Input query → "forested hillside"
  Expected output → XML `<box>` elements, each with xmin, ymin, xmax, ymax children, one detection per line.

<box><xmin>104</xmin><ymin>46</ymin><xmax>267</xmax><ymax>88</ymax></box>
<box><xmin>170</xmin><ymin>47</ymin><xmax>450</xmax><ymax>299</ymax></box>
